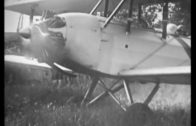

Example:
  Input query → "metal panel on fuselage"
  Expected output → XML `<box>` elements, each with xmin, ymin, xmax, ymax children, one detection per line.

<box><xmin>97</xmin><ymin>21</ymin><xmax>190</xmax><ymax>75</ymax></box>
<box><xmin>62</xmin><ymin>13</ymin><xmax>102</xmax><ymax>69</ymax></box>
<box><xmin>56</xmin><ymin>13</ymin><xmax>190</xmax><ymax>76</ymax></box>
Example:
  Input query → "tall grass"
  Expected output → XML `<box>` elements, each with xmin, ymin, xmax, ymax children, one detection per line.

<box><xmin>5</xmin><ymin>74</ymin><xmax>190</xmax><ymax>126</ymax></box>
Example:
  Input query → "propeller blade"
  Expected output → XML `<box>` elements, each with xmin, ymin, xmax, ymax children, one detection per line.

<box><xmin>5</xmin><ymin>32</ymin><xmax>22</xmax><ymax>44</ymax></box>
<box><xmin>5</xmin><ymin>31</ymin><xmax>31</xmax><ymax>55</ymax></box>
<box><xmin>19</xmin><ymin>27</ymin><xmax>31</xmax><ymax>39</ymax></box>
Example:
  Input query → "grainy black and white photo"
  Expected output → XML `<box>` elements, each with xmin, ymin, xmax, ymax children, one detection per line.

<box><xmin>5</xmin><ymin>0</ymin><xmax>190</xmax><ymax>126</ymax></box>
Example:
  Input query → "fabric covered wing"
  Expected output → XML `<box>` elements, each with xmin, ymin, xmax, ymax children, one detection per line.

<box><xmin>5</xmin><ymin>55</ymin><xmax>76</xmax><ymax>77</ymax></box>
<box><xmin>5</xmin><ymin>0</ymin><xmax>97</xmax><ymax>16</ymax></box>
<box><xmin>5</xmin><ymin>55</ymin><xmax>51</xmax><ymax>68</ymax></box>
<box><xmin>119</xmin><ymin>66</ymin><xmax>190</xmax><ymax>84</ymax></box>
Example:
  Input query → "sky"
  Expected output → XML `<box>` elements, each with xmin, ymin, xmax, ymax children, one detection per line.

<box><xmin>5</xmin><ymin>10</ymin><xmax>30</xmax><ymax>32</ymax></box>
<box><xmin>5</xmin><ymin>0</ymin><xmax>30</xmax><ymax>32</ymax></box>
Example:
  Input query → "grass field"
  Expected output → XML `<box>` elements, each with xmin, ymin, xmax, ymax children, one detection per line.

<box><xmin>5</xmin><ymin>74</ymin><xmax>190</xmax><ymax>126</ymax></box>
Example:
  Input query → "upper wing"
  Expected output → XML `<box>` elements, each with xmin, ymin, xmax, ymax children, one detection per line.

<box><xmin>5</xmin><ymin>0</ymin><xmax>43</xmax><ymax>15</ymax></box>
<box><xmin>5</xmin><ymin>55</ymin><xmax>76</xmax><ymax>77</ymax></box>
<box><xmin>5</xmin><ymin>0</ymin><xmax>98</xmax><ymax>16</ymax></box>
<box><xmin>119</xmin><ymin>66</ymin><xmax>190</xmax><ymax>84</ymax></box>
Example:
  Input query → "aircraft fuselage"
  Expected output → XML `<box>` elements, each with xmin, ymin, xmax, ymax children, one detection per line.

<box><xmin>25</xmin><ymin>13</ymin><xmax>190</xmax><ymax>77</ymax></box>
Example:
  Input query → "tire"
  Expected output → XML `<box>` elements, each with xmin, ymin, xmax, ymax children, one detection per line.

<box><xmin>121</xmin><ymin>103</ymin><xmax>154</xmax><ymax>126</ymax></box>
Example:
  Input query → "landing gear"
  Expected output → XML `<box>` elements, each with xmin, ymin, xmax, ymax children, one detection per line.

<box><xmin>81</xmin><ymin>77</ymin><xmax>160</xmax><ymax>125</ymax></box>
<box><xmin>82</xmin><ymin>78</ymin><xmax>160</xmax><ymax>107</ymax></box>
<box><xmin>81</xmin><ymin>77</ymin><xmax>99</xmax><ymax>106</ymax></box>
<box><xmin>121</xmin><ymin>82</ymin><xmax>159</xmax><ymax>126</ymax></box>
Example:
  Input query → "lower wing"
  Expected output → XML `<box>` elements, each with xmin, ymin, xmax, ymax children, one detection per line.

<box><xmin>119</xmin><ymin>66</ymin><xmax>190</xmax><ymax>85</ymax></box>
<box><xmin>5</xmin><ymin>55</ymin><xmax>77</xmax><ymax>77</ymax></box>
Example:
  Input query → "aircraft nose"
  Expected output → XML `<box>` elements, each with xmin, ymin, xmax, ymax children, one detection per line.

<box><xmin>17</xmin><ymin>17</ymin><xmax>66</xmax><ymax>63</ymax></box>
<box><xmin>19</xmin><ymin>26</ymin><xmax>31</xmax><ymax>39</ymax></box>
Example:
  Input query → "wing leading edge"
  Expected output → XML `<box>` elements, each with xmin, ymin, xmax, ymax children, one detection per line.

<box><xmin>119</xmin><ymin>66</ymin><xmax>190</xmax><ymax>84</ymax></box>
<box><xmin>5</xmin><ymin>0</ymin><xmax>97</xmax><ymax>16</ymax></box>
<box><xmin>4</xmin><ymin>55</ymin><xmax>76</xmax><ymax>77</ymax></box>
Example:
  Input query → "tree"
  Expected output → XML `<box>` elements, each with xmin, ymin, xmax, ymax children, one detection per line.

<box><xmin>142</xmin><ymin>1</ymin><xmax>191</xmax><ymax>35</ymax></box>
<box><xmin>169</xmin><ymin>2</ymin><xmax>191</xmax><ymax>35</ymax></box>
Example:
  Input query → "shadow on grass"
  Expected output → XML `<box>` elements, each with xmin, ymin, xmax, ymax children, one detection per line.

<box><xmin>5</xmin><ymin>80</ymin><xmax>190</xmax><ymax>126</ymax></box>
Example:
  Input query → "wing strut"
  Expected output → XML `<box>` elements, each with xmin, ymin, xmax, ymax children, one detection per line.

<box><xmin>102</xmin><ymin>0</ymin><xmax>127</xmax><ymax>28</ymax></box>
<box><xmin>81</xmin><ymin>77</ymin><xmax>99</xmax><ymax>105</ymax></box>
<box><xmin>104</xmin><ymin>0</ymin><xmax>109</xmax><ymax>17</ymax></box>
<box><xmin>162</xmin><ymin>2</ymin><xmax>168</xmax><ymax>39</ymax></box>
<box><xmin>30</xmin><ymin>7</ymin><xmax>35</xmax><ymax>24</ymax></box>
<box><xmin>90</xmin><ymin>0</ymin><xmax>103</xmax><ymax>15</ymax></box>
<box><xmin>126</xmin><ymin>0</ymin><xmax>134</xmax><ymax>33</ymax></box>
<box><xmin>138</xmin><ymin>4</ymin><xmax>142</xmax><ymax>23</ymax></box>
<box><xmin>17</xmin><ymin>14</ymin><xmax>23</xmax><ymax>32</ymax></box>
<box><xmin>123</xmin><ymin>80</ymin><xmax>134</xmax><ymax>104</ymax></box>
<box><xmin>144</xmin><ymin>82</ymin><xmax>160</xmax><ymax>105</ymax></box>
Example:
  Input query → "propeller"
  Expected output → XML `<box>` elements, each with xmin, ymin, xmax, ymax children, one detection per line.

<box><xmin>5</xmin><ymin>26</ymin><xmax>32</xmax><ymax>55</ymax></box>
<box><xmin>5</xmin><ymin>15</ymin><xmax>67</xmax><ymax>63</ymax></box>
<box><xmin>19</xmin><ymin>27</ymin><xmax>31</xmax><ymax>39</ymax></box>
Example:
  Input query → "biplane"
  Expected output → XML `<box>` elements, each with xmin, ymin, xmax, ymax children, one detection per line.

<box><xmin>5</xmin><ymin>0</ymin><xmax>191</xmax><ymax>123</ymax></box>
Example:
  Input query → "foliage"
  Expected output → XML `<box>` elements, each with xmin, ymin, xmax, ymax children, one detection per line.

<box><xmin>142</xmin><ymin>4</ymin><xmax>162</xmax><ymax>27</ymax></box>
<box><xmin>142</xmin><ymin>2</ymin><xmax>191</xmax><ymax>35</ymax></box>
<box><xmin>169</xmin><ymin>2</ymin><xmax>191</xmax><ymax>35</ymax></box>
<box><xmin>113</xmin><ymin>1</ymin><xmax>190</xmax><ymax>35</ymax></box>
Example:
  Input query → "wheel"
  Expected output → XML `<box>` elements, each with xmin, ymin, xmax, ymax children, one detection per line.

<box><xmin>121</xmin><ymin>103</ymin><xmax>154</xmax><ymax>126</ymax></box>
